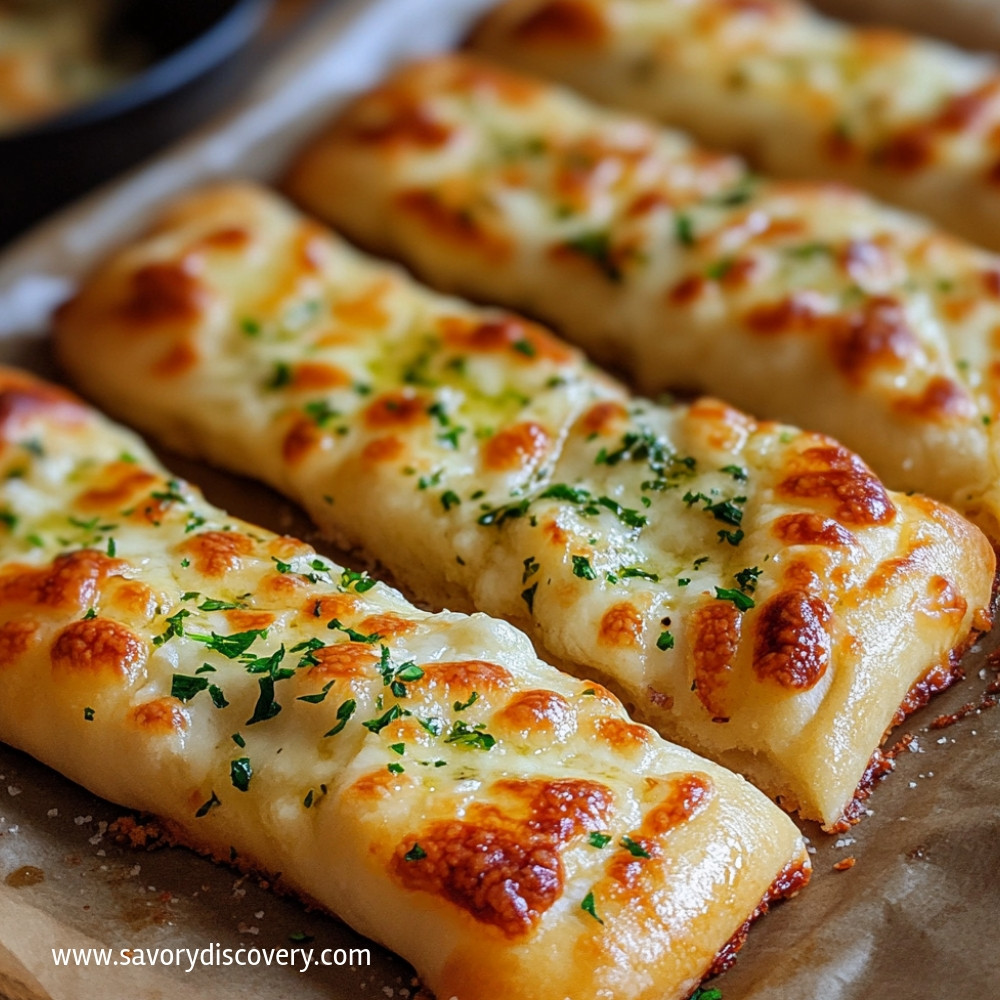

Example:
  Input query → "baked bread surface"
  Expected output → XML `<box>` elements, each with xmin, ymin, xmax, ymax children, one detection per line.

<box><xmin>55</xmin><ymin>182</ymin><xmax>995</xmax><ymax>829</ymax></box>
<box><xmin>471</xmin><ymin>0</ymin><xmax>1000</xmax><ymax>252</ymax></box>
<box><xmin>0</xmin><ymin>365</ymin><xmax>811</xmax><ymax>1000</ymax></box>
<box><xmin>286</xmin><ymin>54</ymin><xmax>1000</xmax><ymax>539</ymax></box>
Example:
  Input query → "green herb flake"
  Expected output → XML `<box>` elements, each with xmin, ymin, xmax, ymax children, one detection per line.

<box><xmin>83</xmin><ymin>706</ymin><xmax>95</xmax><ymax>722</ymax></box>
<box><xmin>230</xmin><ymin>757</ymin><xmax>253</xmax><ymax>792</ymax></box>
<box><xmin>580</xmin><ymin>891</ymin><xmax>604</xmax><ymax>925</ymax></box>
<box><xmin>387</xmin><ymin>762</ymin><xmax>405</xmax><ymax>775</ymax></box>
<box><xmin>444</xmin><ymin>719</ymin><xmax>495</xmax><ymax>750</ymax></box>
<box><xmin>588</xmin><ymin>832</ymin><xmax>612</xmax><ymax>849</ymax></box>
<box><xmin>656</xmin><ymin>630</ymin><xmax>675</xmax><ymax>651</ymax></box>
<box><xmin>232</xmin><ymin>732</ymin><xmax>246</xmax><ymax>748</ymax></box>
<box><xmin>715</xmin><ymin>587</ymin><xmax>755</xmax><ymax>612</ymax></box>
<box><xmin>521</xmin><ymin>582</ymin><xmax>538</xmax><ymax>613</ymax></box>
<box><xmin>674</xmin><ymin>212</ymin><xmax>696</xmax><ymax>247</ymax></box>
<box><xmin>440</xmin><ymin>490</ymin><xmax>461</xmax><ymax>511</ymax></box>
<box><xmin>171</xmin><ymin>674</ymin><xmax>209</xmax><ymax>703</ymax></box>
<box><xmin>621</xmin><ymin>835</ymin><xmax>651</xmax><ymax>859</ymax></box>
<box><xmin>404</xmin><ymin>843</ymin><xmax>427</xmax><ymax>862</ymax></box>
<box><xmin>571</xmin><ymin>555</ymin><xmax>597</xmax><ymax>580</ymax></box>
<box><xmin>195</xmin><ymin>791</ymin><xmax>221</xmax><ymax>818</ymax></box>
<box><xmin>563</xmin><ymin>230</ymin><xmax>621</xmax><ymax>282</ymax></box>
<box><xmin>453</xmin><ymin>691</ymin><xmax>479</xmax><ymax>712</ymax></box>
<box><xmin>324</xmin><ymin>699</ymin><xmax>357</xmax><ymax>737</ymax></box>
<box><xmin>246</xmin><ymin>675</ymin><xmax>281</xmax><ymax>726</ymax></box>
<box><xmin>362</xmin><ymin>704</ymin><xmax>404</xmax><ymax>734</ymax></box>
<box><xmin>339</xmin><ymin>568</ymin><xmax>377</xmax><ymax>593</ymax></box>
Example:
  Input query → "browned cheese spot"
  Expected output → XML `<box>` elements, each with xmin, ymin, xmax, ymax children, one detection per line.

<box><xmin>357</xmin><ymin>612</ymin><xmax>417</xmax><ymax>639</ymax></box>
<box><xmin>439</xmin><ymin>315</ymin><xmax>572</xmax><ymax>363</ymax></box>
<box><xmin>128</xmin><ymin>698</ymin><xmax>190</xmax><ymax>734</ymax></box>
<box><xmin>224</xmin><ymin>610</ymin><xmax>276</xmax><ymax>633</ymax></box>
<box><xmin>495</xmin><ymin>689</ymin><xmax>578</xmax><ymax>741</ymax></box>
<box><xmin>777</xmin><ymin>443</ymin><xmax>895</xmax><ymax>526</ymax></box>
<box><xmin>153</xmin><ymin>341</ymin><xmax>199</xmax><ymax>377</ymax></box>
<box><xmin>0</xmin><ymin>618</ymin><xmax>38</xmax><ymax>667</ymax></box>
<box><xmin>0</xmin><ymin>375</ymin><xmax>86</xmax><ymax>447</ymax></box>
<box><xmin>418</xmin><ymin>659</ymin><xmax>513</xmax><ymax>695</ymax></box>
<box><xmin>832</xmin><ymin>296</ymin><xmax>917</xmax><ymax>383</ymax></box>
<box><xmin>393</xmin><ymin>821</ymin><xmax>563</xmax><ymax>937</ymax></box>
<box><xmin>179</xmin><ymin>531</ymin><xmax>255</xmax><ymax>577</ymax></box>
<box><xmin>509</xmin><ymin>0</ymin><xmax>608</xmax><ymax>44</ymax></box>
<box><xmin>104</xmin><ymin>579</ymin><xmax>159</xmax><ymax>621</ymax></box>
<box><xmin>772</xmin><ymin>512</ymin><xmax>856</xmax><ymax>547</ymax></box>
<box><xmin>76</xmin><ymin>463</ymin><xmax>159</xmax><ymax>511</ymax></box>
<box><xmin>689</xmin><ymin>601</ymin><xmax>742</xmax><ymax>720</ymax></box>
<box><xmin>482</xmin><ymin>421</ymin><xmax>551</xmax><ymax>472</ymax></box>
<box><xmin>579</xmin><ymin>401</ymin><xmax>629</xmax><ymax>436</ymax></box>
<box><xmin>592</xmin><ymin>715</ymin><xmax>652</xmax><ymax>752</ymax></box>
<box><xmin>196</xmin><ymin>226</ymin><xmax>251</xmax><ymax>251</ymax></box>
<box><xmin>395</xmin><ymin>190</ymin><xmax>511</xmax><ymax>263</ymax></box>
<box><xmin>392</xmin><ymin>777</ymin><xmax>612</xmax><ymax>936</ymax></box>
<box><xmin>918</xmin><ymin>575</ymin><xmax>968</xmax><ymax>625</ymax></box>
<box><xmin>364</xmin><ymin>391</ymin><xmax>428</xmax><ymax>430</ymax></box>
<box><xmin>361</xmin><ymin>435</ymin><xmax>405</xmax><ymax>463</ymax></box>
<box><xmin>50</xmin><ymin>617</ymin><xmax>147</xmax><ymax>683</ymax></box>
<box><xmin>669</xmin><ymin>274</ymin><xmax>707</xmax><ymax>307</ymax></box>
<box><xmin>892</xmin><ymin>376</ymin><xmax>977</xmax><ymax>423</ymax></box>
<box><xmin>598</xmin><ymin>602</ymin><xmax>644</xmax><ymax>650</ymax></box>
<box><xmin>306</xmin><ymin>642</ymin><xmax>379</xmax><ymax>681</ymax></box>
<box><xmin>0</xmin><ymin>551</ymin><xmax>127</xmax><ymax>612</ymax></box>
<box><xmin>333</xmin><ymin>279</ymin><xmax>392</xmax><ymax>328</ymax></box>
<box><xmin>752</xmin><ymin>590</ymin><xmax>832</xmax><ymax>690</ymax></box>
<box><xmin>119</xmin><ymin>259</ymin><xmax>208</xmax><ymax>325</ymax></box>
<box><xmin>288</xmin><ymin>362</ymin><xmax>351</xmax><ymax>391</ymax></box>
<box><xmin>282</xmin><ymin>416</ymin><xmax>325</xmax><ymax>466</ymax></box>
<box><xmin>351</xmin><ymin>102</ymin><xmax>453</xmax><ymax>149</ymax></box>
<box><xmin>304</xmin><ymin>594</ymin><xmax>358</xmax><ymax>621</ymax></box>
<box><xmin>641</xmin><ymin>773</ymin><xmax>714</xmax><ymax>837</ymax></box>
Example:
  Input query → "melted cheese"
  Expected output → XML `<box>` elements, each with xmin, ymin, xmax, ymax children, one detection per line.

<box><xmin>285</xmin><ymin>54</ymin><xmax>1000</xmax><ymax>539</ymax></box>
<box><xmin>471</xmin><ymin>0</ymin><xmax>1000</xmax><ymax>252</ymax></box>
<box><xmin>54</xmin><ymin>182</ymin><xmax>994</xmax><ymax>829</ymax></box>
<box><xmin>0</xmin><ymin>365</ymin><xmax>808</xmax><ymax>1000</ymax></box>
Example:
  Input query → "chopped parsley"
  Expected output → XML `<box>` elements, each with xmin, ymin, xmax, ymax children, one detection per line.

<box><xmin>453</xmin><ymin>692</ymin><xmax>478</xmax><ymax>712</ymax></box>
<box><xmin>620</xmin><ymin>835</ymin><xmax>651</xmax><ymax>859</ymax></box>
<box><xmin>521</xmin><ymin>582</ymin><xmax>538</xmax><ymax>613</ymax></box>
<box><xmin>572</xmin><ymin>555</ymin><xmax>597</xmax><ymax>580</ymax></box>
<box><xmin>230</xmin><ymin>757</ymin><xmax>252</xmax><ymax>792</ymax></box>
<box><xmin>715</xmin><ymin>587</ymin><xmax>755</xmax><ymax>612</ymax></box>
<box><xmin>327</xmin><ymin>619</ymin><xmax>381</xmax><ymax>644</ymax></box>
<box><xmin>246</xmin><ymin>675</ymin><xmax>281</xmax><ymax>725</ymax></box>
<box><xmin>735</xmin><ymin>566</ymin><xmax>762</xmax><ymax>594</ymax></box>
<box><xmin>656</xmin><ymin>630</ymin><xmax>675</xmax><ymax>651</ymax></box>
<box><xmin>404</xmin><ymin>843</ymin><xmax>427</xmax><ymax>862</ymax></box>
<box><xmin>339</xmin><ymin>568</ymin><xmax>377</xmax><ymax>593</ymax></box>
<box><xmin>588</xmin><ymin>832</ymin><xmax>612</xmax><ymax>849</ymax></box>
<box><xmin>362</xmin><ymin>704</ymin><xmax>405</xmax><ymax>734</ymax></box>
<box><xmin>563</xmin><ymin>230</ymin><xmax>622</xmax><ymax>282</ymax></box>
<box><xmin>324</xmin><ymin>699</ymin><xmax>357</xmax><ymax>737</ymax></box>
<box><xmin>83</xmin><ymin>707</ymin><xmax>95</xmax><ymax>721</ymax></box>
<box><xmin>444</xmin><ymin>719</ymin><xmax>495</xmax><ymax>750</ymax></box>
<box><xmin>195</xmin><ymin>792</ymin><xmax>221</xmax><ymax>818</ymax></box>
<box><xmin>580</xmin><ymin>891</ymin><xmax>603</xmax><ymax>924</ymax></box>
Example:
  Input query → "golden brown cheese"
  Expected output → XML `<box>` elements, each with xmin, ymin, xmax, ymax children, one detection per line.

<box><xmin>285</xmin><ymin>54</ymin><xmax>1000</xmax><ymax>538</ymax></box>
<box><xmin>0</xmin><ymin>365</ymin><xmax>809</xmax><ymax>1000</ymax></box>
<box><xmin>471</xmin><ymin>0</ymin><xmax>1000</xmax><ymax>252</ymax></box>
<box><xmin>55</xmin><ymin>183</ymin><xmax>996</xmax><ymax>832</ymax></box>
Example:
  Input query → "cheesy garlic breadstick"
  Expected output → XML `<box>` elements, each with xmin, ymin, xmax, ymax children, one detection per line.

<box><xmin>0</xmin><ymin>366</ymin><xmax>809</xmax><ymax>1000</ymax></box>
<box><xmin>287</xmin><ymin>54</ymin><xmax>1000</xmax><ymax>538</ymax></box>
<box><xmin>472</xmin><ymin>0</ymin><xmax>1000</xmax><ymax>252</ymax></box>
<box><xmin>55</xmin><ymin>183</ymin><xmax>994</xmax><ymax>830</ymax></box>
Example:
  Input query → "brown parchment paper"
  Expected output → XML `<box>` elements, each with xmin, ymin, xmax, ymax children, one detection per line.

<box><xmin>0</xmin><ymin>1</ymin><xmax>999</xmax><ymax>998</ymax></box>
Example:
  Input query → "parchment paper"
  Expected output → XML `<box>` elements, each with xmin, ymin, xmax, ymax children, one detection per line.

<box><xmin>0</xmin><ymin>1</ymin><xmax>998</xmax><ymax>998</ymax></box>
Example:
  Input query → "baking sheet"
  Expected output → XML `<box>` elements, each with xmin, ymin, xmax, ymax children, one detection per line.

<box><xmin>1</xmin><ymin>0</ymin><xmax>999</xmax><ymax>997</ymax></box>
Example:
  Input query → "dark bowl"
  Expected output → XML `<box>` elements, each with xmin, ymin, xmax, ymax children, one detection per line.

<box><xmin>0</xmin><ymin>0</ymin><xmax>271</xmax><ymax>245</ymax></box>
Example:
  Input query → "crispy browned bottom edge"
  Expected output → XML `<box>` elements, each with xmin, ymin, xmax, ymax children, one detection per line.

<box><xmin>704</xmin><ymin>854</ymin><xmax>811</xmax><ymax>982</ymax></box>
<box><xmin>112</xmin><ymin>814</ymin><xmax>810</xmax><ymax>1000</ymax></box>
